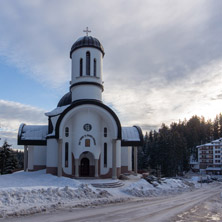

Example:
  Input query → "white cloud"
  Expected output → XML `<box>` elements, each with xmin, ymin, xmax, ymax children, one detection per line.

<box><xmin>0</xmin><ymin>0</ymin><xmax>222</xmax><ymax>139</ymax></box>
<box><xmin>104</xmin><ymin>59</ymin><xmax>222</xmax><ymax>131</ymax></box>
<box><xmin>0</xmin><ymin>100</ymin><xmax>47</xmax><ymax>148</ymax></box>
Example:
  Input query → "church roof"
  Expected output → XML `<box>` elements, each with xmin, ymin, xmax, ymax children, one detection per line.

<box><xmin>121</xmin><ymin>126</ymin><xmax>143</xmax><ymax>146</ymax></box>
<box><xmin>70</xmin><ymin>36</ymin><xmax>105</xmax><ymax>58</ymax></box>
<box><xmin>57</xmin><ymin>92</ymin><xmax>72</xmax><ymax>107</ymax></box>
<box><xmin>18</xmin><ymin>124</ymin><xmax>48</xmax><ymax>145</ymax></box>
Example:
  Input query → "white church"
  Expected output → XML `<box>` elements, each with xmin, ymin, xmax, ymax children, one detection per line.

<box><xmin>18</xmin><ymin>31</ymin><xmax>143</xmax><ymax>179</ymax></box>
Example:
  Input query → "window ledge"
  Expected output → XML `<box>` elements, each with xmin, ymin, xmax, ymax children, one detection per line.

<box><xmin>76</xmin><ymin>76</ymin><xmax>100</xmax><ymax>79</ymax></box>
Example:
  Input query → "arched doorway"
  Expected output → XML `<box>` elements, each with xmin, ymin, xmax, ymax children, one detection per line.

<box><xmin>80</xmin><ymin>158</ymin><xmax>90</xmax><ymax>177</ymax></box>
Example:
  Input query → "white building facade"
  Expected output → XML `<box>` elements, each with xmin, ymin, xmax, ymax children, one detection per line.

<box><xmin>18</xmin><ymin>35</ymin><xmax>143</xmax><ymax>179</ymax></box>
<box><xmin>196</xmin><ymin>138</ymin><xmax>222</xmax><ymax>175</ymax></box>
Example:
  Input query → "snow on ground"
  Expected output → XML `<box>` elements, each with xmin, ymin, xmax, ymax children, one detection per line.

<box><xmin>0</xmin><ymin>170</ymin><xmax>202</xmax><ymax>219</ymax></box>
<box><xmin>171</xmin><ymin>192</ymin><xmax>222</xmax><ymax>221</ymax></box>
<box><xmin>121</xmin><ymin>177</ymin><xmax>196</xmax><ymax>197</ymax></box>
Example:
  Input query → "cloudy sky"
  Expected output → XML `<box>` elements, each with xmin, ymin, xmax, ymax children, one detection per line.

<box><xmin>0</xmin><ymin>0</ymin><xmax>222</xmax><ymax>149</ymax></box>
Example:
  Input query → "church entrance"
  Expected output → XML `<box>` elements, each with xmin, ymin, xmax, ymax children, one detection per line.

<box><xmin>80</xmin><ymin>158</ymin><xmax>90</xmax><ymax>177</ymax></box>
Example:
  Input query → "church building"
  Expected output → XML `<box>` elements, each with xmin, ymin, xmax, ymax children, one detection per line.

<box><xmin>18</xmin><ymin>30</ymin><xmax>143</xmax><ymax>179</ymax></box>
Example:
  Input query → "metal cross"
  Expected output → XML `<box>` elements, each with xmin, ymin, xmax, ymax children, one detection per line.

<box><xmin>83</xmin><ymin>27</ymin><xmax>91</xmax><ymax>36</ymax></box>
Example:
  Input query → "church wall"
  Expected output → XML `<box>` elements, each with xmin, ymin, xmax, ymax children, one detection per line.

<box><xmin>68</xmin><ymin>109</ymin><xmax>101</xmax><ymax>160</ymax></box>
<box><xmin>121</xmin><ymin>146</ymin><xmax>129</xmax><ymax>166</ymax></box>
<box><xmin>28</xmin><ymin>146</ymin><xmax>34</xmax><ymax>170</ymax></box>
<box><xmin>116</xmin><ymin>140</ymin><xmax>121</xmax><ymax>168</ymax></box>
<box><xmin>120</xmin><ymin>146</ymin><xmax>132</xmax><ymax>172</ymax></box>
<box><xmin>58</xmin><ymin>104</ymin><xmax>120</xmax><ymax>178</ymax></box>
<box><xmin>46</xmin><ymin>139</ymin><xmax>58</xmax><ymax>167</ymax></box>
<box><xmin>62</xmin><ymin>120</ymin><xmax>72</xmax><ymax>175</ymax></box>
<box><xmin>128</xmin><ymin>146</ymin><xmax>132</xmax><ymax>171</ymax></box>
<box><xmin>71</xmin><ymin>47</ymin><xmax>103</xmax><ymax>102</ymax></box>
<box><xmin>50</xmin><ymin>115</ymin><xmax>59</xmax><ymax>135</ymax></box>
<box><xmin>71</xmin><ymin>85</ymin><xmax>102</xmax><ymax>102</ymax></box>
<box><xmin>99</xmin><ymin>139</ymin><xmax>111</xmax><ymax>175</ymax></box>
<box><xmin>71</xmin><ymin>48</ymin><xmax>103</xmax><ymax>83</ymax></box>
<box><xmin>33</xmin><ymin>146</ymin><xmax>46</xmax><ymax>166</ymax></box>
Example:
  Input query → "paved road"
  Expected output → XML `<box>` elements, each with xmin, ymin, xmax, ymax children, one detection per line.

<box><xmin>2</xmin><ymin>185</ymin><xmax>222</xmax><ymax>222</ymax></box>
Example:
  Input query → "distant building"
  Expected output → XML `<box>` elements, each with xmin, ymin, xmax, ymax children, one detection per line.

<box><xmin>17</xmin><ymin>32</ymin><xmax>143</xmax><ymax>179</ymax></box>
<box><xmin>196</xmin><ymin>138</ymin><xmax>222</xmax><ymax>175</ymax></box>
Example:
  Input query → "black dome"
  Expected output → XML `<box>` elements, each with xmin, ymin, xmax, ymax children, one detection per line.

<box><xmin>57</xmin><ymin>92</ymin><xmax>72</xmax><ymax>107</ymax></box>
<box><xmin>70</xmin><ymin>36</ymin><xmax>105</xmax><ymax>58</ymax></box>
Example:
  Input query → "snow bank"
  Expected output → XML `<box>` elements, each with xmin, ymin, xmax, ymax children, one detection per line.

<box><xmin>0</xmin><ymin>171</ymin><xmax>114</xmax><ymax>218</ymax></box>
<box><xmin>122</xmin><ymin>178</ymin><xmax>193</xmax><ymax>197</ymax></box>
<box><xmin>0</xmin><ymin>170</ymin><xmax>81</xmax><ymax>188</ymax></box>
<box><xmin>0</xmin><ymin>184</ymin><xmax>112</xmax><ymax>217</ymax></box>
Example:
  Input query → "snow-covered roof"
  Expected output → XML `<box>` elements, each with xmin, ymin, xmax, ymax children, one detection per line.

<box><xmin>121</xmin><ymin>126</ymin><xmax>143</xmax><ymax>146</ymax></box>
<box><xmin>211</xmin><ymin>138</ymin><xmax>222</xmax><ymax>144</ymax></box>
<box><xmin>196</xmin><ymin>138</ymin><xmax>222</xmax><ymax>148</ymax></box>
<box><xmin>45</xmin><ymin>105</ymin><xmax>69</xmax><ymax>117</ymax></box>
<box><xmin>18</xmin><ymin>124</ymin><xmax>48</xmax><ymax>146</ymax></box>
<box><xmin>206</xmin><ymin>167</ymin><xmax>222</xmax><ymax>171</ymax></box>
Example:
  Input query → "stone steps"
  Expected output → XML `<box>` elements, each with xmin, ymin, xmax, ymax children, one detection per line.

<box><xmin>91</xmin><ymin>181</ymin><xmax>124</xmax><ymax>188</ymax></box>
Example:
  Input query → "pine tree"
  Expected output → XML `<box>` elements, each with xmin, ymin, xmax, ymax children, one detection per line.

<box><xmin>219</xmin><ymin>113</ymin><xmax>222</xmax><ymax>138</ymax></box>
<box><xmin>0</xmin><ymin>140</ymin><xmax>18</xmax><ymax>174</ymax></box>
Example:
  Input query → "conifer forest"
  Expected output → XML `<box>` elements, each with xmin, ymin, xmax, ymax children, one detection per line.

<box><xmin>138</xmin><ymin>114</ymin><xmax>222</xmax><ymax>177</ymax></box>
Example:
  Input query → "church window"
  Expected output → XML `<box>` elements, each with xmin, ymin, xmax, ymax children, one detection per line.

<box><xmin>65</xmin><ymin>142</ymin><xmax>69</xmax><ymax>167</ymax></box>
<box><xmin>104</xmin><ymin>143</ymin><xmax>107</xmax><ymax>167</ymax></box>
<box><xmin>104</xmin><ymin>127</ymin><xmax>107</xmax><ymax>137</ymax></box>
<box><xmin>86</xmin><ymin>51</ymin><xmax>90</xmax><ymax>75</ymax></box>
<box><xmin>80</xmin><ymin>58</ymin><xmax>83</xmax><ymax>76</ymax></box>
<box><xmin>65</xmin><ymin>127</ymin><xmax>69</xmax><ymax>137</ymax></box>
<box><xmin>93</xmin><ymin>59</ymin><xmax>96</xmax><ymax>76</ymax></box>
<box><xmin>85</xmin><ymin>139</ymin><xmax>90</xmax><ymax>147</ymax></box>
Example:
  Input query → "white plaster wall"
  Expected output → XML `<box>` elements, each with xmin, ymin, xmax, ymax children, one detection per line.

<box><xmin>28</xmin><ymin>146</ymin><xmax>34</xmax><ymax>170</ymax></box>
<box><xmin>100</xmin><ymin>137</ymin><xmax>111</xmax><ymax>175</ymax></box>
<box><xmin>116</xmin><ymin>140</ymin><xmax>121</xmax><ymax>168</ymax></box>
<box><xmin>71</xmin><ymin>84</ymin><xmax>102</xmax><ymax>101</ymax></box>
<box><xmin>33</xmin><ymin>146</ymin><xmax>46</xmax><ymax>166</ymax></box>
<box><xmin>71</xmin><ymin>48</ymin><xmax>103</xmax><ymax>82</ymax></box>
<box><xmin>50</xmin><ymin>115</ymin><xmax>59</xmax><ymax>135</ymax></box>
<box><xmin>121</xmin><ymin>146</ymin><xmax>129</xmax><ymax>166</ymax></box>
<box><xmin>71</xmin><ymin>47</ymin><xmax>103</xmax><ymax>102</ymax></box>
<box><xmin>62</xmin><ymin>143</ymin><xmax>72</xmax><ymax>175</ymax></box>
<box><xmin>128</xmin><ymin>146</ymin><xmax>132</xmax><ymax>171</ymax></box>
<box><xmin>72</xmin><ymin>109</ymin><xmax>101</xmax><ymax>159</ymax></box>
<box><xmin>46</xmin><ymin>139</ymin><xmax>58</xmax><ymax>167</ymax></box>
<box><xmin>59</xmin><ymin>105</ymin><xmax>119</xmax><ymax>176</ymax></box>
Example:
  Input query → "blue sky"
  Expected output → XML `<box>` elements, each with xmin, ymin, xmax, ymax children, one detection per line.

<box><xmin>0</xmin><ymin>0</ymin><xmax>222</xmax><ymax>149</ymax></box>
<box><xmin>0</xmin><ymin>59</ymin><xmax>60</xmax><ymax>110</ymax></box>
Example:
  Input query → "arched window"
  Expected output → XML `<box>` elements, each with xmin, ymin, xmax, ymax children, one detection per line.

<box><xmin>65</xmin><ymin>127</ymin><xmax>69</xmax><ymax>137</ymax></box>
<box><xmin>104</xmin><ymin>143</ymin><xmax>107</xmax><ymax>167</ymax></box>
<box><xmin>80</xmin><ymin>58</ymin><xmax>83</xmax><ymax>76</ymax></box>
<box><xmin>93</xmin><ymin>59</ymin><xmax>96</xmax><ymax>76</ymax></box>
<box><xmin>65</xmin><ymin>142</ymin><xmax>69</xmax><ymax>167</ymax></box>
<box><xmin>86</xmin><ymin>51</ymin><xmax>90</xmax><ymax>75</ymax></box>
<box><xmin>104</xmin><ymin>127</ymin><xmax>107</xmax><ymax>137</ymax></box>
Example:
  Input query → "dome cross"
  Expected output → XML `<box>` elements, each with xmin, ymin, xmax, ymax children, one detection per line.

<box><xmin>83</xmin><ymin>27</ymin><xmax>91</xmax><ymax>36</ymax></box>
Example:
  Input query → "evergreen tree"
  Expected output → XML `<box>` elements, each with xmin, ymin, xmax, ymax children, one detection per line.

<box><xmin>213</xmin><ymin>115</ymin><xmax>219</xmax><ymax>139</ymax></box>
<box><xmin>0</xmin><ymin>140</ymin><xmax>18</xmax><ymax>174</ymax></box>
<box><xmin>137</xmin><ymin>113</ymin><xmax>222</xmax><ymax>177</ymax></box>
